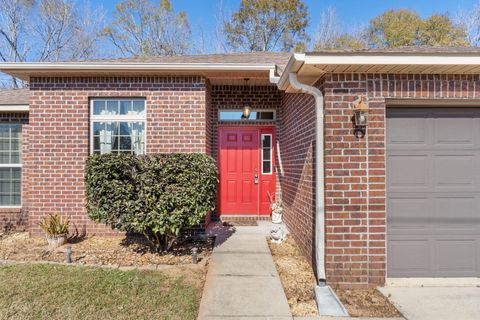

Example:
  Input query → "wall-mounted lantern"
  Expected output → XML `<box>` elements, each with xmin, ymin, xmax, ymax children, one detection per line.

<box><xmin>353</xmin><ymin>97</ymin><xmax>369</xmax><ymax>138</ymax></box>
<box><xmin>242</xmin><ymin>105</ymin><xmax>252</xmax><ymax>119</ymax></box>
<box><xmin>242</xmin><ymin>78</ymin><xmax>252</xmax><ymax>120</ymax></box>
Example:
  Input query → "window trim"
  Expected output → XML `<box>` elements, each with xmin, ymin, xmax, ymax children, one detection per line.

<box><xmin>89</xmin><ymin>98</ymin><xmax>147</xmax><ymax>155</ymax></box>
<box><xmin>218</xmin><ymin>109</ymin><xmax>276</xmax><ymax>121</ymax></box>
<box><xmin>261</xmin><ymin>133</ymin><xmax>273</xmax><ymax>175</ymax></box>
<box><xmin>0</xmin><ymin>123</ymin><xmax>22</xmax><ymax>208</ymax></box>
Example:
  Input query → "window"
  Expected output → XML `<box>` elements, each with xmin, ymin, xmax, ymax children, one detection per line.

<box><xmin>0</xmin><ymin>124</ymin><xmax>21</xmax><ymax>206</ymax></box>
<box><xmin>91</xmin><ymin>99</ymin><xmax>146</xmax><ymax>154</ymax></box>
<box><xmin>219</xmin><ymin>110</ymin><xmax>275</xmax><ymax>121</ymax></box>
<box><xmin>261</xmin><ymin>134</ymin><xmax>272</xmax><ymax>174</ymax></box>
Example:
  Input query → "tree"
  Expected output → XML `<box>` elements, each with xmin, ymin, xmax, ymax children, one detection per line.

<box><xmin>104</xmin><ymin>0</ymin><xmax>191</xmax><ymax>56</ymax></box>
<box><xmin>35</xmin><ymin>0</ymin><xmax>82</xmax><ymax>62</ymax></box>
<box><xmin>455</xmin><ymin>2</ymin><xmax>480</xmax><ymax>45</ymax></box>
<box><xmin>0</xmin><ymin>0</ymin><xmax>34</xmax><ymax>87</ymax></box>
<box><xmin>419</xmin><ymin>14</ymin><xmax>468</xmax><ymax>46</ymax></box>
<box><xmin>313</xmin><ymin>6</ymin><xmax>367</xmax><ymax>50</ymax></box>
<box><xmin>0</xmin><ymin>0</ymin><xmax>105</xmax><ymax>87</ymax></box>
<box><xmin>368</xmin><ymin>9</ymin><xmax>468</xmax><ymax>48</ymax></box>
<box><xmin>368</xmin><ymin>9</ymin><xmax>422</xmax><ymax>47</ymax></box>
<box><xmin>224</xmin><ymin>0</ymin><xmax>309</xmax><ymax>52</ymax></box>
<box><xmin>329</xmin><ymin>34</ymin><xmax>366</xmax><ymax>50</ymax></box>
<box><xmin>314</xmin><ymin>6</ymin><xmax>340</xmax><ymax>49</ymax></box>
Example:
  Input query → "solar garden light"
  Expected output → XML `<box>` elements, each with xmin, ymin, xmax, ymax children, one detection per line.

<box><xmin>66</xmin><ymin>246</ymin><xmax>72</xmax><ymax>263</ymax></box>
<box><xmin>192</xmin><ymin>247</ymin><xmax>198</xmax><ymax>264</ymax></box>
<box><xmin>353</xmin><ymin>96</ymin><xmax>369</xmax><ymax>138</ymax></box>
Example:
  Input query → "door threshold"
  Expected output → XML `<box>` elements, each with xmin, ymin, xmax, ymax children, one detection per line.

<box><xmin>220</xmin><ymin>214</ymin><xmax>271</xmax><ymax>222</ymax></box>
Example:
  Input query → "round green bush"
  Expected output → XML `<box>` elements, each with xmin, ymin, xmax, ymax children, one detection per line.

<box><xmin>85</xmin><ymin>153</ymin><xmax>218</xmax><ymax>252</ymax></box>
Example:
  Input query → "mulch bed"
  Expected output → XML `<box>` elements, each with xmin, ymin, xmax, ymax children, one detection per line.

<box><xmin>0</xmin><ymin>232</ymin><xmax>211</xmax><ymax>266</ymax></box>
<box><xmin>269</xmin><ymin>236</ymin><xmax>402</xmax><ymax>318</ymax></box>
<box><xmin>268</xmin><ymin>237</ymin><xmax>318</xmax><ymax>317</ymax></box>
<box><xmin>335</xmin><ymin>288</ymin><xmax>403</xmax><ymax>318</ymax></box>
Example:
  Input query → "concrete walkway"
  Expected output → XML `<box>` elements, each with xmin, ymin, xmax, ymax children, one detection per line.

<box><xmin>198</xmin><ymin>222</ymin><xmax>292</xmax><ymax>319</ymax></box>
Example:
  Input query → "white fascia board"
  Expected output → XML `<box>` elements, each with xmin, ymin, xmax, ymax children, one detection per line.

<box><xmin>276</xmin><ymin>53</ymin><xmax>306</xmax><ymax>89</ymax></box>
<box><xmin>0</xmin><ymin>105</ymin><xmax>29</xmax><ymax>111</ymax></box>
<box><xmin>304</xmin><ymin>54</ymin><xmax>480</xmax><ymax>66</ymax></box>
<box><xmin>0</xmin><ymin>62</ymin><xmax>275</xmax><ymax>72</ymax></box>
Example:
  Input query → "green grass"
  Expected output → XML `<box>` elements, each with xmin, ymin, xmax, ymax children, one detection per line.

<box><xmin>0</xmin><ymin>264</ymin><xmax>200</xmax><ymax>320</ymax></box>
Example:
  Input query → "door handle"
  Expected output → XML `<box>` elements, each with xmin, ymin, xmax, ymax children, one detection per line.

<box><xmin>254</xmin><ymin>174</ymin><xmax>259</xmax><ymax>184</ymax></box>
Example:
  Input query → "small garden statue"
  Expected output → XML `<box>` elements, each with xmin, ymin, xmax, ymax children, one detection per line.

<box><xmin>268</xmin><ymin>192</ymin><xmax>286</xmax><ymax>243</ymax></box>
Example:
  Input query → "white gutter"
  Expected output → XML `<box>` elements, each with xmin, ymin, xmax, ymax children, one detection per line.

<box><xmin>0</xmin><ymin>105</ymin><xmax>29</xmax><ymax>111</ymax></box>
<box><xmin>304</xmin><ymin>54</ymin><xmax>480</xmax><ymax>66</ymax></box>
<box><xmin>0</xmin><ymin>62</ymin><xmax>275</xmax><ymax>72</ymax></box>
<box><xmin>269</xmin><ymin>68</ymin><xmax>280</xmax><ymax>84</ymax></box>
<box><xmin>288</xmin><ymin>71</ymin><xmax>326</xmax><ymax>284</ymax></box>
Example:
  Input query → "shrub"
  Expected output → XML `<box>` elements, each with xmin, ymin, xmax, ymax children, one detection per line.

<box><xmin>37</xmin><ymin>213</ymin><xmax>70</xmax><ymax>236</ymax></box>
<box><xmin>85</xmin><ymin>153</ymin><xmax>218</xmax><ymax>252</ymax></box>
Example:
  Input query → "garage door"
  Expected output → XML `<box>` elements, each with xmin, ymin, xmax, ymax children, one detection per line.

<box><xmin>387</xmin><ymin>107</ymin><xmax>480</xmax><ymax>277</ymax></box>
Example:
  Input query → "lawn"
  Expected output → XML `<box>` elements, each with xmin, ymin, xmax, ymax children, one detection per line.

<box><xmin>0</xmin><ymin>263</ymin><xmax>202</xmax><ymax>320</ymax></box>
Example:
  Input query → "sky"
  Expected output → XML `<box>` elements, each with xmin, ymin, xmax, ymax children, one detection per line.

<box><xmin>98</xmin><ymin>0</ymin><xmax>479</xmax><ymax>37</ymax></box>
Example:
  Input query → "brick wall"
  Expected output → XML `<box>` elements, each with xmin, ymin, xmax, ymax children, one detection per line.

<box><xmin>0</xmin><ymin>112</ymin><xmax>29</xmax><ymax>232</ymax></box>
<box><xmin>210</xmin><ymin>85</ymin><xmax>283</xmax><ymax>160</ymax></box>
<box><xmin>26</xmin><ymin>76</ymin><xmax>208</xmax><ymax>235</ymax></box>
<box><xmin>323</xmin><ymin>73</ymin><xmax>480</xmax><ymax>288</ymax></box>
<box><xmin>279</xmin><ymin>93</ymin><xmax>316</xmax><ymax>267</ymax></box>
<box><xmin>281</xmin><ymin>73</ymin><xmax>480</xmax><ymax>288</ymax></box>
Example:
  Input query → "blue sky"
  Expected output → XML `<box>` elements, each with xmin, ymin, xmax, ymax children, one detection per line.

<box><xmin>98</xmin><ymin>0</ymin><xmax>479</xmax><ymax>36</ymax></box>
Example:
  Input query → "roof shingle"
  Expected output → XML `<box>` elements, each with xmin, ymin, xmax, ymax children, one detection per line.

<box><xmin>0</xmin><ymin>88</ymin><xmax>30</xmax><ymax>105</ymax></box>
<box><xmin>87</xmin><ymin>52</ymin><xmax>292</xmax><ymax>67</ymax></box>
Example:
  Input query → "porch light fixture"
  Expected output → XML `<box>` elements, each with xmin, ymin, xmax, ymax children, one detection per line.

<box><xmin>242</xmin><ymin>78</ymin><xmax>252</xmax><ymax>119</ymax></box>
<box><xmin>242</xmin><ymin>105</ymin><xmax>252</xmax><ymax>119</ymax></box>
<box><xmin>353</xmin><ymin>96</ymin><xmax>369</xmax><ymax>138</ymax></box>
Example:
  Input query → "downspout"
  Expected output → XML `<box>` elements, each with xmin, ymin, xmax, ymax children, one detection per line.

<box><xmin>288</xmin><ymin>72</ymin><xmax>326</xmax><ymax>285</ymax></box>
<box><xmin>272</xmin><ymin>56</ymin><xmax>348</xmax><ymax>317</ymax></box>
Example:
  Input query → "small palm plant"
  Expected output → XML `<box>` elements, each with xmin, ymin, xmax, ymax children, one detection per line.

<box><xmin>37</xmin><ymin>213</ymin><xmax>70</xmax><ymax>248</ymax></box>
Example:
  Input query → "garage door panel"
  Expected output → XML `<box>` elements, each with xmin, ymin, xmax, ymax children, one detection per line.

<box><xmin>388</xmin><ymin>155</ymin><xmax>429</xmax><ymax>188</ymax></box>
<box><xmin>387</xmin><ymin>115</ymin><xmax>428</xmax><ymax>146</ymax></box>
<box><xmin>435</xmin><ymin>240</ymin><xmax>477</xmax><ymax>276</ymax></box>
<box><xmin>388</xmin><ymin>240</ymin><xmax>430</xmax><ymax>277</ymax></box>
<box><xmin>434</xmin><ymin>155</ymin><xmax>475</xmax><ymax>187</ymax></box>
<box><xmin>434</xmin><ymin>197</ymin><xmax>478</xmax><ymax>234</ymax></box>
<box><xmin>433</xmin><ymin>116</ymin><xmax>476</xmax><ymax>146</ymax></box>
<box><xmin>387</xmin><ymin>107</ymin><xmax>480</xmax><ymax>277</ymax></box>
<box><xmin>388</xmin><ymin>197</ymin><xmax>430</xmax><ymax>234</ymax></box>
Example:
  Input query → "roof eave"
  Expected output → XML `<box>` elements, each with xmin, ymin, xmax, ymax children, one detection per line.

<box><xmin>277</xmin><ymin>53</ymin><xmax>306</xmax><ymax>90</ymax></box>
<box><xmin>0</xmin><ymin>62</ymin><xmax>278</xmax><ymax>81</ymax></box>
<box><xmin>303</xmin><ymin>53</ymin><xmax>480</xmax><ymax>65</ymax></box>
<box><xmin>276</xmin><ymin>53</ymin><xmax>480</xmax><ymax>90</ymax></box>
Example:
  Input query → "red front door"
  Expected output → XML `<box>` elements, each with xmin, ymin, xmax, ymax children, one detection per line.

<box><xmin>218</xmin><ymin>126</ymin><xmax>275</xmax><ymax>216</ymax></box>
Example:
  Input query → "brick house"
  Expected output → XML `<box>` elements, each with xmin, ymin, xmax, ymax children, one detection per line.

<box><xmin>1</xmin><ymin>48</ymin><xmax>480</xmax><ymax>288</ymax></box>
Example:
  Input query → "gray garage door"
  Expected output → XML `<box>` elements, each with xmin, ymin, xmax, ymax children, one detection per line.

<box><xmin>387</xmin><ymin>107</ymin><xmax>480</xmax><ymax>277</ymax></box>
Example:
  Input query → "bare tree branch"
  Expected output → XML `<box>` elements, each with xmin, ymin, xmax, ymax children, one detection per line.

<box><xmin>104</xmin><ymin>0</ymin><xmax>191</xmax><ymax>57</ymax></box>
